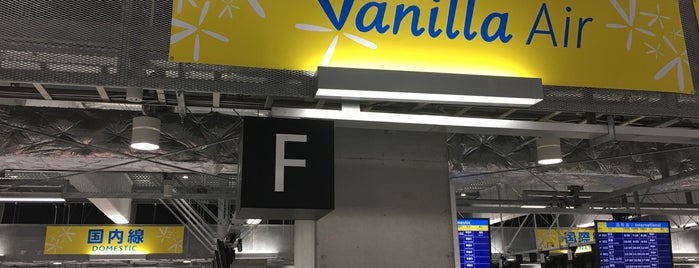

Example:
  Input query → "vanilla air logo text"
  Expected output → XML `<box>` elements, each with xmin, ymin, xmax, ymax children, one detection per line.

<box><xmin>317</xmin><ymin>0</ymin><xmax>595</xmax><ymax>48</ymax></box>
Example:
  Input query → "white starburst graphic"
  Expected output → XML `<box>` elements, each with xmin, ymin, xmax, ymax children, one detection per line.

<box><xmin>644</xmin><ymin>42</ymin><xmax>663</xmax><ymax>59</ymax></box>
<box><xmin>295</xmin><ymin>24</ymin><xmax>377</xmax><ymax>66</ymax></box>
<box><xmin>640</xmin><ymin>4</ymin><xmax>670</xmax><ymax>28</ymax></box>
<box><xmin>176</xmin><ymin>0</ymin><xmax>198</xmax><ymax>15</ymax></box>
<box><xmin>670</xmin><ymin>28</ymin><xmax>685</xmax><ymax>40</ymax></box>
<box><xmin>171</xmin><ymin>1</ymin><xmax>230</xmax><ymax>62</ymax></box>
<box><xmin>606</xmin><ymin>0</ymin><xmax>656</xmax><ymax>51</ymax></box>
<box><xmin>247</xmin><ymin>0</ymin><xmax>266</xmax><ymax>18</ymax></box>
<box><xmin>218</xmin><ymin>0</ymin><xmax>240</xmax><ymax>19</ymax></box>
<box><xmin>654</xmin><ymin>36</ymin><xmax>688</xmax><ymax>91</ymax></box>
<box><xmin>58</xmin><ymin>227</ymin><xmax>76</xmax><ymax>242</ymax></box>
<box><xmin>157</xmin><ymin>227</ymin><xmax>173</xmax><ymax>243</ymax></box>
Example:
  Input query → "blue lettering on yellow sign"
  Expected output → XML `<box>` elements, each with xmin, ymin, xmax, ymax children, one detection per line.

<box><xmin>579</xmin><ymin>232</ymin><xmax>591</xmax><ymax>243</ymax></box>
<box><xmin>316</xmin><ymin>0</ymin><xmax>592</xmax><ymax>46</ymax></box>
<box><xmin>108</xmin><ymin>229</ymin><xmax>124</xmax><ymax>244</ymax></box>
<box><xmin>128</xmin><ymin>229</ymin><xmax>145</xmax><ymax>244</ymax></box>
<box><xmin>565</xmin><ymin>232</ymin><xmax>577</xmax><ymax>244</ymax></box>
<box><xmin>87</xmin><ymin>229</ymin><xmax>104</xmax><ymax>244</ymax></box>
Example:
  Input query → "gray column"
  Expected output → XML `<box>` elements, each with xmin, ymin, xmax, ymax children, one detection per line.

<box><xmin>294</xmin><ymin>220</ymin><xmax>316</xmax><ymax>268</ymax></box>
<box><xmin>316</xmin><ymin>128</ymin><xmax>454</xmax><ymax>268</ymax></box>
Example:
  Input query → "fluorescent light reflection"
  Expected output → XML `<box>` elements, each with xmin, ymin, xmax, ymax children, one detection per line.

<box><xmin>106</xmin><ymin>214</ymin><xmax>129</xmax><ymax>225</ymax></box>
<box><xmin>246</xmin><ymin>219</ymin><xmax>262</xmax><ymax>225</ymax></box>
<box><xmin>316</xmin><ymin>88</ymin><xmax>542</xmax><ymax>107</ymax></box>
<box><xmin>0</xmin><ymin>197</ymin><xmax>65</xmax><ymax>202</ymax></box>
<box><xmin>576</xmin><ymin>222</ymin><xmax>595</xmax><ymax>228</ymax></box>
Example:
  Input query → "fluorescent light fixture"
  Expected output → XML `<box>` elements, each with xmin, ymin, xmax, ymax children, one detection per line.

<box><xmin>53</xmin><ymin>262</ymin><xmax>62</xmax><ymax>265</ymax></box>
<box><xmin>182</xmin><ymin>175</ymin><xmax>189</xmax><ymax>179</ymax></box>
<box><xmin>506</xmin><ymin>256</ymin><xmax>516</xmax><ymax>262</ymax></box>
<box><xmin>460</xmin><ymin>193</ymin><xmax>466</xmax><ymax>197</ymax></box>
<box><xmin>685</xmin><ymin>222</ymin><xmax>698</xmax><ymax>228</ymax></box>
<box><xmin>688</xmin><ymin>259</ymin><xmax>697</xmax><ymax>261</ymax></box>
<box><xmin>521</xmin><ymin>205</ymin><xmax>547</xmax><ymax>209</ymax></box>
<box><xmin>183</xmin><ymin>260</ymin><xmax>192</xmax><ymax>264</ymax></box>
<box><xmin>316</xmin><ymin>67</ymin><xmax>543</xmax><ymax>108</ymax></box>
<box><xmin>0</xmin><ymin>197</ymin><xmax>65</xmax><ymax>202</ymax></box>
<box><xmin>131</xmin><ymin>116</ymin><xmax>161</xmax><ymax>151</ymax></box>
<box><xmin>537</xmin><ymin>135</ymin><xmax>563</xmax><ymax>165</ymax></box>
<box><xmin>246</xmin><ymin>219</ymin><xmax>262</xmax><ymax>225</ymax></box>
<box><xmin>576</xmin><ymin>222</ymin><xmax>595</xmax><ymax>228</ymax></box>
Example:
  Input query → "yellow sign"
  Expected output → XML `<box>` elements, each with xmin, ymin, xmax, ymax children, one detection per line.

<box><xmin>169</xmin><ymin>0</ymin><xmax>693</xmax><ymax>94</ymax></box>
<box><xmin>596</xmin><ymin>222</ymin><xmax>669</xmax><ymax>233</ymax></box>
<box><xmin>44</xmin><ymin>226</ymin><xmax>184</xmax><ymax>255</ymax></box>
<box><xmin>535</xmin><ymin>228</ymin><xmax>594</xmax><ymax>249</ymax></box>
<box><xmin>695</xmin><ymin>0</ymin><xmax>699</xmax><ymax>27</ymax></box>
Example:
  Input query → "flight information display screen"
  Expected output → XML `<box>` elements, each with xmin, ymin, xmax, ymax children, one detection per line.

<box><xmin>596</xmin><ymin>221</ymin><xmax>672</xmax><ymax>268</ymax></box>
<box><xmin>457</xmin><ymin>219</ymin><xmax>491</xmax><ymax>268</ymax></box>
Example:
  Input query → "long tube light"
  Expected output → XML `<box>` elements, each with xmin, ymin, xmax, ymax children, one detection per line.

<box><xmin>0</xmin><ymin>197</ymin><xmax>65</xmax><ymax>202</ymax></box>
<box><xmin>521</xmin><ymin>205</ymin><xmax>547</xmax><ymax>209</ymax></box>
<box><xmin>316</xmin><ymin>67</ymin><xmax>544</xmax><ymax>107</ymax></box>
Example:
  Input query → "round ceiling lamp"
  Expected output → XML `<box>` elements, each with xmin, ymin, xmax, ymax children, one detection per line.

<box><xmin>130</xmin><ymin>116</ymin><xmax>161</xmax><ymax>151</ymax></box>
<box><xmin>537</xmin><ymin>135</ymin><xmax>563</xmax><ymax>165</ymax></box>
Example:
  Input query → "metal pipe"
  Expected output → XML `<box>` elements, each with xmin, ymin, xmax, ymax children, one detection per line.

<box><xmin>504</xmin><ymin>214</ymin><xmax>530</xmax><ymax>253</ymax></box>
<box><xmin>175</xmin><ymin>199</ymin><xmax>218</xmax><ymax>239</ymax></box>
<box><xmin>158</xmin><ymin>199</ymin><xmax>214</xmax><ymax>253</ymax></box>
<box><xmin>171</xmin><ymin>199</ymin><xmax>216</xmax><ymax>241</ymax></box>
<box><xmin>168</xmin><ymin>199</ymin><xmax>216</xmax><ymax>246</ymax></box>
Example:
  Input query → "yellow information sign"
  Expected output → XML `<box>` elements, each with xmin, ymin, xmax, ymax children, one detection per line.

<box><xmin>535</xmin><ymin>228</ymin><xmax>594</xmax><ymax>249</ymax></box>
<box><xmin>169</xmin><ymin>0</ymin><xmax>693</xmax><ymax>94</ymax></box>
<box><xmin>44</xmin><ymin>226</ymin><xmax>184</xmax><ymax>255</ymax></box>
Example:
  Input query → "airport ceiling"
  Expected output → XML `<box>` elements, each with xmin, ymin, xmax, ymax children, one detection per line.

<box><xmin>0</xmin><ymin>1</ymin><xmax>697</xmax><ymax>210</ymax></box>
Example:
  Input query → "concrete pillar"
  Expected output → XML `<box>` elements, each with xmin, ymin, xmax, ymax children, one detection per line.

<box><xmin>294</xmin><ymin>220</ymin><xmax>316</xmax><ymax>268</ymax></box>
<box><xmin>316</xmin><ymin>128</ymin><xmax>454</xmax><ymax>268</ymax></box>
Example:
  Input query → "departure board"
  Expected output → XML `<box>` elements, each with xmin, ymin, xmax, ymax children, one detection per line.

<box><xmin>596</xmin><ymin>221</ymin><xmax>672</xmax><ymax>268</ymax></box>
<box><xmin>457</xmin><ymin>219</ymin><xmax>491</xmax><ymax>268</ymax></box>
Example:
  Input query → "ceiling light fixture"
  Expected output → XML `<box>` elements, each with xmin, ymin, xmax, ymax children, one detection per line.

<box><xmin>537</xmin><ymin>135</ymin><xmax>563</xmax><ymax>165</ymax></box>
<box><xmin>316</xmin><ymin>67</ymin><xmax>544</xmax><ymax>107</ymax></box>
<box><xmin>130</xmin><ymin>116</ymin><xmax>161</xmax><ymax>151</ymax></box>
<box><xmin>576</xmin><ymin>222</ymin><xmax>596</xmax><ymax>228</ymax></box>
<box><xmin>52</xmin><ymin>262</ymin><xmax>62</xmax><ymax>265</ymax></box>
<box><xmin>521</xmin><ymin>205</ymin><xmax>547</xmax><ymax>209</ymax></box>
<box><xmin>183</xmin><ymin>260</ymin><xmax>192</xmax><ymax>264</ymax></box>
<box><xmin>0</xmin><ymin>197</ymin><xmax>65</xmax><ymax>202</ymax></box>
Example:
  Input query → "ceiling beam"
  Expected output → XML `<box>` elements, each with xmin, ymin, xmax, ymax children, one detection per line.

<box><xmin>0</xmin><ymin>191</ymin><xmax>235</xmax><ymax>200</ymax></box>
<box><xmin>212</xmin><ymin>92</ymin><xmax>221</xmax><ymax>108</ymax></box>
<box><xmin>315</xmin><ymin>99</ymin><xmax>326</xmax><ymax>109</ymax></box>
<box><xmin>32</xmin><ymin>83</ymin><xmax>52</xmax><ymax>100</ymax></box>
<box><xmin>264</xmin><ymin>97</ymin><xmax>274</xmax><ymax>108</ymax></box>
<box><xmin>457</xmin><ymin>205</ymin><xmax>699</xmax><ymax>216</ymax></box>
<box><xmin>272</xmin><ymin>107</ymin><xmax>699</xmax><ymax>144</ymax></box>
<box><xmin>656</xmin><ymin>118</ymin><xmax>681</xmax><ymax>128</ymax></box>
<box><xmin>454</xmin><ymin>107</ymin><xmax>471</xmax><ymax>117</ymax></box>
<box><xmin>538</xmin><ymin>112</ymin><xmax>561</xmax><ymax>122</ymax></box>
<box><xmin>620</xmin><ymin>116</ymin><xmax>646</xmax><ymax>126</ymax></box>
<box><xmin>95</xmin><ymin>86</ymin><xmax>110</xmax><ymax>102</ymax></box>
<box><xmin>584</xmin><ymin>169</ymin><xmax>699</xmax><ymax>204</ymax></box>
<box><xmin>156</xmin><ymin>89</ymin><xmax>167</xmax><ymax>104</ymax></box>
<box><xmin>497</xmin><ymin>109</ymin><xmax>517</xmax><ymax>119</ymax></box>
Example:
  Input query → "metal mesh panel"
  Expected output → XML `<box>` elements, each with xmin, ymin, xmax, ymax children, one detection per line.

<box><xmin>0</xmin><ymin>0</ymin><xmax>315</xmax><ymax>97</ymax></box>
<box><xmin>0</xmin><ymin>0</ymin><xmax>697</xmax><ymax>117</ymax></box>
